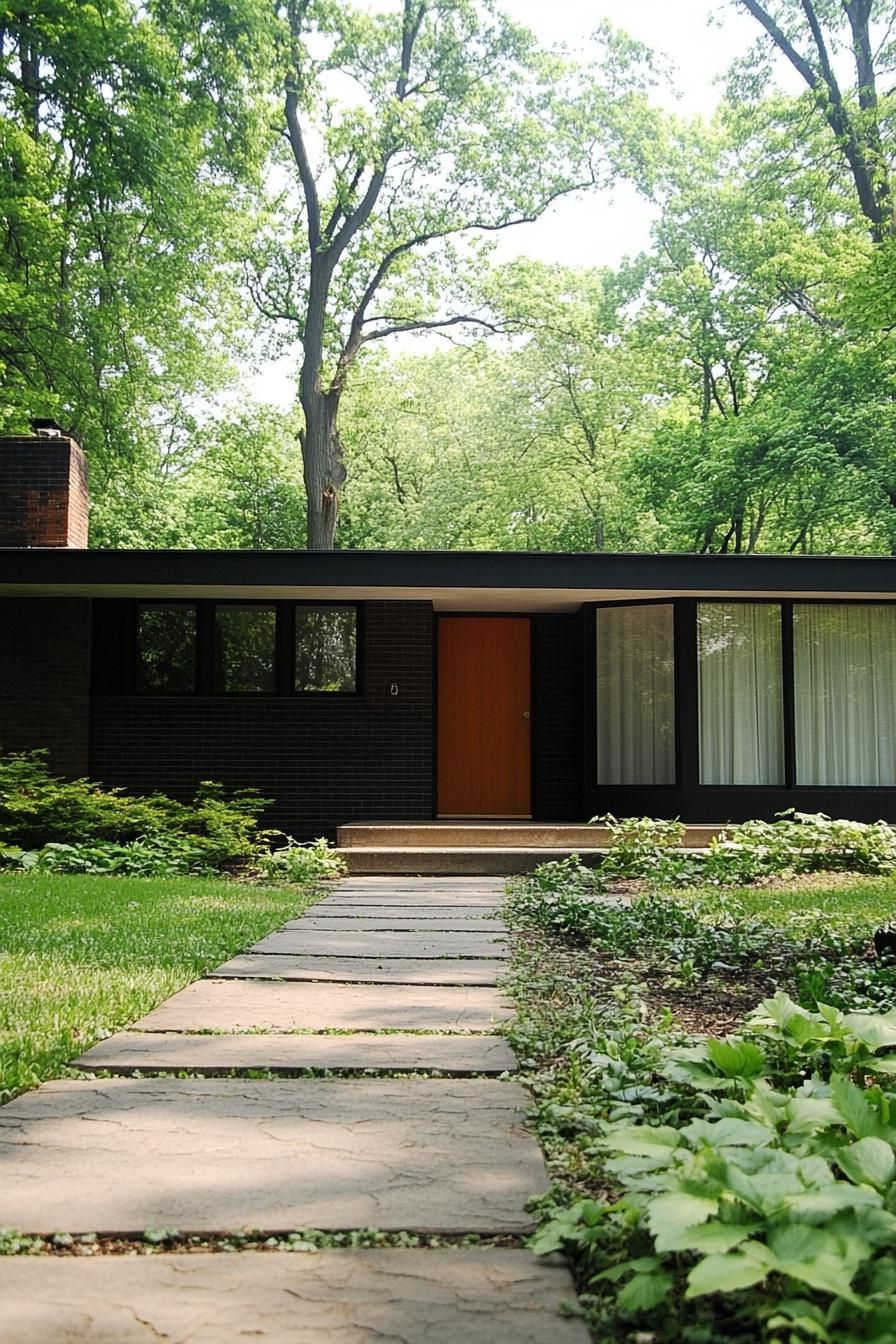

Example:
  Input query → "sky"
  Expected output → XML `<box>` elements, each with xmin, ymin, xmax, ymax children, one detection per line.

<box><xmin>249</xmin><ymin>0</ymin><xmax>766</xmax><ymax>405</ymax></box>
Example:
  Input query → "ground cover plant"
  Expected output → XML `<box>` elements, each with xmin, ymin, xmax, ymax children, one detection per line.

<box><xmin>0</xmin><ymin>871</ymin><xmax>321</xmax><ymax>1103</ymax></box>
<box><xmin>505</xmin><ymin>825</ymin><xmax>896</xmax><ymax>1342</ymax></box>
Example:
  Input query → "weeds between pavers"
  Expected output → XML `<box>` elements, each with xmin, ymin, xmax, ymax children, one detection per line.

<box><xmin>506</xmin><ymin>853</ymin><xmax>896</xmax><ymax>1344</ymax></box>
<box><xmin>0</xmin><ymin>1228</ymin><xmax>524</xmax><ymax>1257</ymax></box>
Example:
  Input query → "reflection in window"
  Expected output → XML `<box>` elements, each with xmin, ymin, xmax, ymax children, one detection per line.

<box><xmin>295</xmin><ymin>607</ymin><xmax>357</xmax><ymax>692</ymax></box>
<box><xmin>794</xmin><ymin>604</ymin><xmax>896</xmax><ymax>786</ymax></box>
<box><xmin>698</xmin><ymin>603</ymin><xmax>784</xmax><ymax>785</ymax></box>
<box><xmin>137</xmin><ymin>605</ymin><xmax>196</xmax><ymax>692</ymax></box>
<box><xmin>214</xmin><ymin>606</ymin><xmax>276</xmax><ymax>693</ymax></box>
<box><xmin>596</xmin><ymin>604</ymin><xmax>675</xmax><ymax>785</ymax></box>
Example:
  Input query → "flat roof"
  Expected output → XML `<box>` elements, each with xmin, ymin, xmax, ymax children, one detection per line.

<box><xmin>1</xmin><ymin>548</ymin><xmax>894</xmax><ymax>612</ymax></box>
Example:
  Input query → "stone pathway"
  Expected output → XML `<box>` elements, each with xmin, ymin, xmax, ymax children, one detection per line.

<box><xmin>0</xmin><ymin>877</ymin><xmax>588</xmax><ymax>1342</ymax></box>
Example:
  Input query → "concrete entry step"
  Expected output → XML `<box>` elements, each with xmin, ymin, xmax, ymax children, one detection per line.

<box><xmin>74</xmin><ymin>1031</ymin><xmax>517</xmax><ymax>1076</ymax></box>
<box><xmin>338</xmin><ymin>822</ymin><xmax>722</xmax><ymax>848</ymax></box>
<box><xmin>210</xmin><ymin>954</ymin><xmax>509</xmax><ymax>986</ymax></box>
<box><xmin>0</xmin><ymin>1078</ymin><xmax>548</xmax><ymax>1236</ymax></box>
<box><xmin>337</xmin><ymin>846</ymin><xmax>605</xmax><ymax>875</ymax></box>
<box><xmin>131</xmin><ymin>980</ymin><xmax>513</xmax><ymax>1032</ymax></box>
<box><xmin>0</xmin><ymin>1250</ymin><xmax>591</xmax><ymax>1344</ymax></box>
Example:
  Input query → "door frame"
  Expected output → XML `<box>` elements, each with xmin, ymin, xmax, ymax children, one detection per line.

<box><xmin>433</xmin><ymin>612</ymin><xmax>536</xmax><ymax>819</ymax></box>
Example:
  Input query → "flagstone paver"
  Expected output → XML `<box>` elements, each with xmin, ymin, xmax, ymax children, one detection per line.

<box><xmin>1</xmin><ymin>874</ymin><xmax>580</xmax><ymax>1339</ymax></box>
<box><xmin>287</xmin><ymin>915</ymin><xmax>507</xmax><ymax>931</ymax></box>
<box><xmin>248</xmin><ymin>930</ymin><xmax>510</xmax><ymax>958</ymax></box>
<box><xmin>131</xmin><ymin>979</ymin><xmax>512</xmax><ymax>1031</ymax></box>
<box><xmin>0</xmin><ymin>1250</ymin><xmax>590</xmax><ymax>1344</ymax></box>
<box><xmin>209</xmin><ymin>954</ymin><xmax>510</xmax><ymax>984</ymax></box>
<box><xmin>74</xmin><ymin>1031</ymin><xmax>517</xmax><ymax>1075</ymax></box>
<box><xmin>0</xmin><ymin>1078</ymin><xmax>547</xmax><ymax>1234</ymax></box>
<box><xmin>310</xmin><ymin>903</ymin><xmax>502</xmax><ymax>919</ymax></box>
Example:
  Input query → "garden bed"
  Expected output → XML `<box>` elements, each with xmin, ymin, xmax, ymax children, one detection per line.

<box><xmin>505</xmin><ymin>870</ymin><xmax>896</xmax><ymax>1343</ymax></box>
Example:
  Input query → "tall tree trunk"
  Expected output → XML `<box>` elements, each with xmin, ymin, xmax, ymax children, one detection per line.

<box><xmin>300</xmin><ymin>384</ymin><xmax>345</xmax><ymax>550</ymax></box>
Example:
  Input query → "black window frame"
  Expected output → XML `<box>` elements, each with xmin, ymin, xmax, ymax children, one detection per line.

<box><xmin>292</xmin><ymin>602</ymin><xmax>360</xmax><ymax>696</ymax></box>
<box><xmin>133</xmin><ymin>600</ymin><xmax>200</xmax><ymax>697</ymax></box>
<box><xmin>98</xmin><ymin>599</ymin><xmax>362</xmax><ymax>699</ymax></box>
<box><xmin>588</xmin><ymin>596</ymin><xmax>896</xmax><ymax>799</ymax></box>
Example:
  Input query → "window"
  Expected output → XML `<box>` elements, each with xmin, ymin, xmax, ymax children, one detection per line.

<box><xmin>214</xmin><ymin>605</ymin><xmax>276</xmax><ymax>694</ymax></box>
<box><xmin>295</xmin><ymin>606</ymin><xmax>357</xmax><ymax>693</ymax></box>
<box><xmin>698</xmin><ymin>603</ymin><xmax>784</xmax><ymax>785</ymax></box>
<box><xmin>136</xmin><ymin>605</ymin><xmax>196</xmax><ymax>693</ymax></box>
<box><xmin>596</xmin><ymin>604</ymin><xmax>675</xmax><ymax>785</ymax></box>
<box><xmin>794</xmin><ymin>604</ymin><xmax>896</xmax><ymax>786</ymax></box>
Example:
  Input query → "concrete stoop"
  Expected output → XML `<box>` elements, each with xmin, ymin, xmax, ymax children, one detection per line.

<box><xmin>336</xmin><ymin>822</ymin><xmax>722</xmax><ymax>874</ymax></box>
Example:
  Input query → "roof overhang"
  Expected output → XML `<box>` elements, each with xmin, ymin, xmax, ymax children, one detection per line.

<box><xmin>1</xmin><ymin>549</ymin><xmax>895</xmax><ymax>612</ymax></box>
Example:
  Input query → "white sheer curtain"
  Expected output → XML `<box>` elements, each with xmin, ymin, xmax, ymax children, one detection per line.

<box><xmin>596</xmin><ymin>604</ymin><xmax>675</xmax><ymax>785</ymax></box>
<box><xmin>794</xmin><ymin>604</ymin><xmax>896</xmax><ymax>786</ymax></box>
<box><xmin>698</xmin><ymin>603</ymin><xmax>784</xmax><ymax>786</ymax></box>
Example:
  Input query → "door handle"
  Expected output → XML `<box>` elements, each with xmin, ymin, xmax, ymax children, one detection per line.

<box><xmin>522</xmin><ymin>711</ymin><xmax>530</xmax><ymax>720</ymax></box>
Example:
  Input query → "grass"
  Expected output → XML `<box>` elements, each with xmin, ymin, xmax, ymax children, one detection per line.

<box><xmin>687</xmin><ymin>873</ymin><xmax>896</xmax><ymax>931</ymax></box>
<box><xmin>0</xmin><ymin>871</ymin><xmax>321</xmax><ymax>1102</ymax></box>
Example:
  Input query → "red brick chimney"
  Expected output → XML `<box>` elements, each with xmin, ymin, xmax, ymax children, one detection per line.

<box><xmin>0</xmin><ymin>422</ymin><xmax>89</xmax><ymax>548</ymax></box>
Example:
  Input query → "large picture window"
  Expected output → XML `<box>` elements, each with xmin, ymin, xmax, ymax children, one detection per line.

<box><xmin>794</xmin><ymin>604</ymin><xmax>896</xmax><ymax>786</ymax></box>
<box><xmin>698</xmin><ymin>603</ymin><xmax>784</xmax><ymax>785</ymax></box>
<box><xmin>596</xmin><ymin>604</ymin><xmax>675</xmax><ymax>785</ymax></box>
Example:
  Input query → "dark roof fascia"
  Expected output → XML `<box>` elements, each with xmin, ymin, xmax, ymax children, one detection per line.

<box><xmin>1</xmin><ymin>548</ymin><xmax>896</xmax><ymax>594</ymax></box>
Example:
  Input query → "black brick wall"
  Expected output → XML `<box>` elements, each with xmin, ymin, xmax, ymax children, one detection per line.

<box><xmin>532</xmin><ymin>611</ymin><xmax>587</xmax><ymax>819</ymax></box>
<box><xmin>89</xmin><ymin>601</ymin><xmax>434</xmax><ymax>839</ymax></box>
<box><xmin>0</xmin><ymin>596</ymin><xmax>92</xmax><ymax>776</ymax></box>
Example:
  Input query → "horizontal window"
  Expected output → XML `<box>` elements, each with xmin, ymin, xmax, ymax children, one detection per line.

<box><xmin>127</xmin><ymin>602</ymin><xmax>359</xmax><ymax>696</ymax></box>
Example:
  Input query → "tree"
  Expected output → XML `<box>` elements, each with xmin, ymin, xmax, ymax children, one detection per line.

<box><xmin>733</xmin><ymin>0</ymin><xmax>895</xmax><ymax>240</ymax></box>
<box><xmin>249</xmin><ymin>0</ymin><xmax>656</xmax><ymax>548</ymax></box>
<box><xmin>0</xmin><ymin>1</ymin><xmax>272</xmax><ymax>510</ymax></box>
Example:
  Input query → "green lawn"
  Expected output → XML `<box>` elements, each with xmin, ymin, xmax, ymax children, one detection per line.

<box><xmin>0</xmin><ymin>872</ymin><xmax>320</xmax><ymax>1102</ymax></box>
<box><xmin>690</xmin><ymin>874</ymin><xmax>896</xmax><ymax>932</ymax></box>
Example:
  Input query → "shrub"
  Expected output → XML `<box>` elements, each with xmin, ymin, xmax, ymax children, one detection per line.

<box><xmin>255</xmin><ymin>836</ymin><xmax>348</xmax><ymax>884</ymax></box>
<box><xmin>0</xmin><ymin>750</ymin><xmax>272</xmax><ymax>874</ymax></box>
<box><xmin>0</xmin><ymin>751</ymin><xmax>188</xmax><ymax>847</ymax></box>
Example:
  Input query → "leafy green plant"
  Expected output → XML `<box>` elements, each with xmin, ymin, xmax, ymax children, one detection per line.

<box><xmin>505</xmin><ymin>857</ymin><xmax>611</xmax><ymax>940</ymax></box>
<box><xmin>0</xmin><ymin>751</ymin><xmax>271</xmax><ymax>871</ymax></box>
<box><xmin>590</xmin><ymin>813</ymin><xmax>698</xmax><ymax>886</ymax></box>
<box><xmin>534</xmin><ymin>991</ymin><xmax>896</xmax><ymax>1337</ymax></box>
<box><xmin>255</xmin><ymin>836</ymin><xmax>347</xmax><ymax>884</ymax></box>
<box><xmin>705</xmin><ymin>813</ymin><xmax>896</xmax><ymax>885</ymax></box>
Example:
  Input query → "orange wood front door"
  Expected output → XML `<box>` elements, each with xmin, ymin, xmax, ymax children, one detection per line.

<box><xmin>437</xmin><ymin>616</ymin><xmax>531</xmax><ymax>817</ymax></box>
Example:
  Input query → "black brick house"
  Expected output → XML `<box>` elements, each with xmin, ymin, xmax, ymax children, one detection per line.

<box><xmin>3</xmin><ymin>429</ymin><xmax>896</xmax><ymax>838</ymax></box>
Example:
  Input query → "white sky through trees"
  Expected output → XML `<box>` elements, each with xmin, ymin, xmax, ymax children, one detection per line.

<box><xmin>248</xmin><ymin>0</ymin><xmax>767</xmax><ymax>405</ymax></box>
